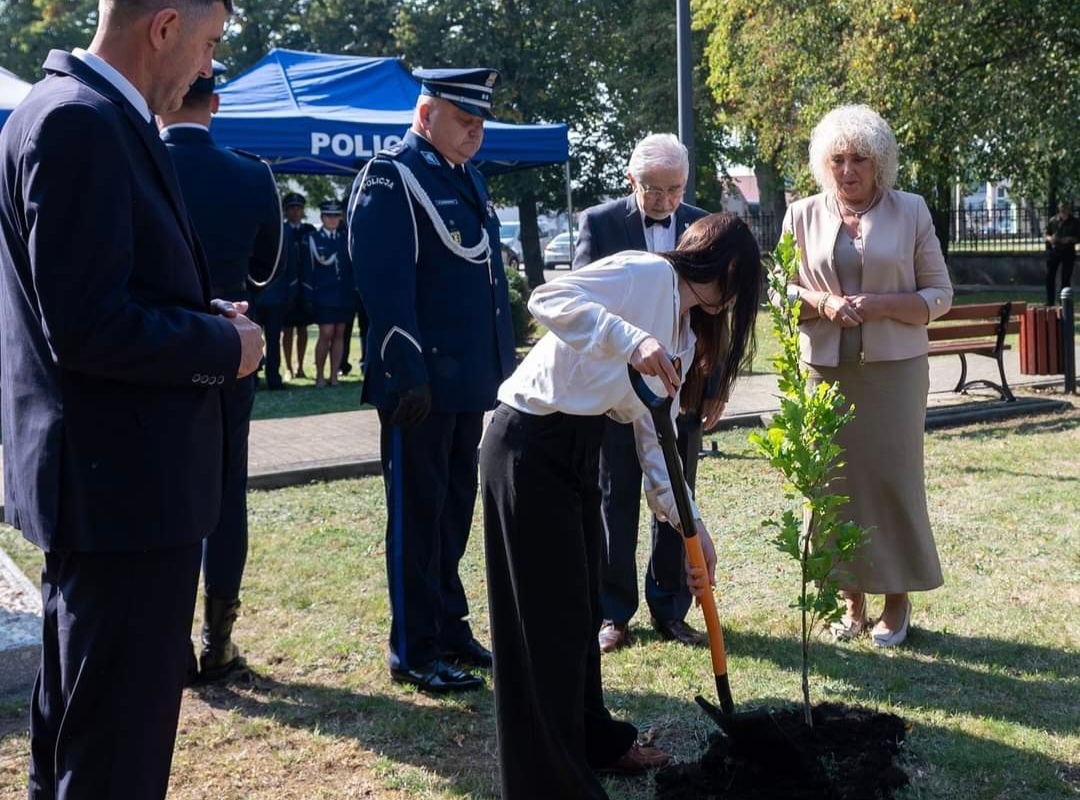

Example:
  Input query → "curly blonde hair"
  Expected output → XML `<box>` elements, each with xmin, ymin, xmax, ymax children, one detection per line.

<box><xmin>808</xmin><ymin>105</ymin><xmax>898</xmax><ymax>192</ymax></box>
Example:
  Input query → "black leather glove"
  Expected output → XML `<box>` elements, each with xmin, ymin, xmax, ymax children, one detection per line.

<box><xmin>390</xmin><ymin>384</ymin><xmax>432</xmax><ymax>428</ymax></box>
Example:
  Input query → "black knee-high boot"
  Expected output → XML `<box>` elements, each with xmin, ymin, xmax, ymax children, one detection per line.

<box><xmin>200</xmin><ymin>595</ymin><xmax>246</xmax><ymax>681</ymax></box>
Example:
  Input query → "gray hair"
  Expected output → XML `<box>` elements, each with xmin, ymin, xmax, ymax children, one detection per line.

<box><xmin>628</xmin><ymin>133</ymin><xmax>689</xmax><ymax>179</ymax></box>
<box><xmin>808</xmin><ymin>105</ymin><xmax>898</xmax><ymax>191</ymax></box>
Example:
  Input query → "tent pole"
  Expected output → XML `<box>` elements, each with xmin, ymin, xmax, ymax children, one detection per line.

<box><xmin>565</xmin><ymin>160</ymin><xmax>575</xmax><ymax>252</ymax></box>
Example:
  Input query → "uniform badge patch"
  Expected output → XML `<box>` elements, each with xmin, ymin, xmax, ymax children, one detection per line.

<box><xmin>435</xmin><ymin>198</ymin><xmax>459</xmax><ymax>206</ymax></box>
<box><xmin>363</xmin><ymin>176</ymin><xmax>395</xmax><ymax>191</ymax></box>
<box><xmin>422</xmin><ymin>151</ymin><xmax>441</xmax><ymax>166</ymax></box>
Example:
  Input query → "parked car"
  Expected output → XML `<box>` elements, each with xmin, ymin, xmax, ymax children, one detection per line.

<box><xmin>543</xmin><ymin>232</ymin><xmax>573</xmax><ymax>269</ymax></box>
<box><xmin>500</xmin><ymin>242</ymin><xmax>519</xmax><ymax>269</ymax></box>
<box><xmin>500</xmin><ymin>219</ymin><xmax>555</xmax><ymax>268</ymax></box>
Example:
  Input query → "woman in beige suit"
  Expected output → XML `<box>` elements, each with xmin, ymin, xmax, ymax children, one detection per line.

<box><xmin>782</xmin><ymin>105</ymin><xmax>953</xmax><ymax>647</ymax></box>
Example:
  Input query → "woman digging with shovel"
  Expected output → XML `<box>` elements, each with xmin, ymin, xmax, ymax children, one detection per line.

<box><xmin>479</xmin><ymin>213</ymin><xmax>762</xmax><ymax>800</ymax></box>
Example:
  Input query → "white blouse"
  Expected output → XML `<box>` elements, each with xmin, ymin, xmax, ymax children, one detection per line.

<box><xmin>496</xmin><ymin>251</ymin><xmax>700</xmax><ymax>525</ymax></box>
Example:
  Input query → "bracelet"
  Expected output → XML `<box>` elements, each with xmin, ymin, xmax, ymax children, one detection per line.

<box><xmin>817</xmin><ymin>292</ymin><xmax>831</xmax><ymax>316</ymax></box>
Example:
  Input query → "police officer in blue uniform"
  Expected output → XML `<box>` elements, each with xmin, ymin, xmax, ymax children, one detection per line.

<box><xmin>260</xmin><ymin>192</ymin><xmax>315</xmax><ymax>388</ymax></box>
<box><xmin>348</xmin><ymin>67</ymin><xmax>515</xmax><ymax>693</ymax></box>
<box><xmin>305</xmin><ymin>200</ymin><xmax>358</xmax><ymax>387</ymax></box>
<box><xmin>159</xmin><ymin>61</ymin><xmax>282</xmax><ymax>682</ymax></box>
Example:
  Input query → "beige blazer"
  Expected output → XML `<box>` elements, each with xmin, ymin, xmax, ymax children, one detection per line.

<box><xmin>782</xmin><ymin>189</ymin><xmax>953</xmax><ymax>366</ymax></box>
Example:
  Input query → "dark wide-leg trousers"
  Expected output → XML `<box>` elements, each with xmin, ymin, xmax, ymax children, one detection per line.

<box><xmin>378</xmin><ymin>409</ymin><xmax>482</xmax><ymax>670</ymax></box>
<box><xmin>29</xmin><ymin>542</ymin><xmax>202</xmax><ymax>800</ymax></box>
<box><xmin>598</xmin><ymin>412</ymin><xmax>702</xmax><ymax>625</ymax></box>
<box><xmin>481</xmin><ymin>406</ymin><xmax>637</xmax><ymax>800</ymax></box>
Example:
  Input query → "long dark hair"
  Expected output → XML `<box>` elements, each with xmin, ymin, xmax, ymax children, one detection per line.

<box><xmin>662</xmin><ymin>213</ymin><xmax>762</xmax><ymax>411</ymax></box>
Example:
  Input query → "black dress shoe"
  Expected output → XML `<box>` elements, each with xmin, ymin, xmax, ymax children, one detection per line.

<box><xmin>390</xmin><ymin>660</ymin><xmax>484</xmax><ymax>694</ymax></box>
<box><xmin>599</xmin><ymin>621</ymin><xmax>631</xmax><ymax>653</ymax></box>
<box><xmin>651</xmin><ymin>618</ymin><xmax>708</xmax><ymax>646</ymax></box>
<box><xmin>442</xmin><ymin>637</ymin><xmax>493</xmax><ymax>669</ymax></box>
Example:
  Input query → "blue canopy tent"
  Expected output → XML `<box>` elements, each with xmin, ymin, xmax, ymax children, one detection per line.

<box><xmin>212</xmin><ymin>49</ymin><xmax>569</xmax><ymax>176</ymax></box>
<box><xmin>0</xmin><ymin>67</ymin><xmax>31</xmax><ymax>128</ymax></box>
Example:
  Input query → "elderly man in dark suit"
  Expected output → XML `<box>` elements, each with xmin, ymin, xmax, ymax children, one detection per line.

<box><xmin>159</xmin><ymin>60</ymin><xmax>282</xmax><ymax>683</ymax></box>
<box><xmin>574</xmin><ymin>133</ymin><xmax>723</xmax><ymax>654</ymax></box>
<box><xmin>0</xmin><ymin>1</ymin><xmax>264</xmax><ymax>797</ymax></box>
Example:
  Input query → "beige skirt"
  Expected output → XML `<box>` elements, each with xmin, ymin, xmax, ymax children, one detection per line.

<box><xmin>808</xmin><ymin>355</ymin><xmax>943</xmax><ymax>594</ymax></box>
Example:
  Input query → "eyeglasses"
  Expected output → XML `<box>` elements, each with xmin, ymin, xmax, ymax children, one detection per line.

<box><xmin>636</xmin><ymin>182</ymin><xmax>686</xmax><ymax>200</ymax></box>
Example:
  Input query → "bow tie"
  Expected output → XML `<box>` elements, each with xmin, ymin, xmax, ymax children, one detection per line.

<box><xmin>645</xmin><ymin>215</ymin><xmax>672</xmax><ymax>228</ymax></box>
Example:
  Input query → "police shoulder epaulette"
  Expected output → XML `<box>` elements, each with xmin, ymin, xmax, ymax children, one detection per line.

<box><xmin>378</xmin><ymin>141</ymin><xmax>407</xmax><ymax>158</ymax></box>
<box><xmin>227</xmin><ymin>147</ymin><xmax>267</xmax><ymax>162</ymax></box>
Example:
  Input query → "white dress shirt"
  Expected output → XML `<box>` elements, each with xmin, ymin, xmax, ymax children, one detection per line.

<box><xmin>642</xmin><ymin>208</ymin><xmax>677</xmax><ymax>253</ymax></box>
<box><xmin>496</xmin><ymin>251</ymin><xmax>699</xmax><ymax>525</ymax></box>
<box><xmin>73</xmin><ymin>48</ymin><xmax>152</xmax><ymax>123</ymax></box>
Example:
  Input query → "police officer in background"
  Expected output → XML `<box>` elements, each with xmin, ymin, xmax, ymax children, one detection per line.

<box><xmin>261</xmin><ymin>192</ymin><xmax>315</xmax><ymax>389</ymax></box>
<box><xmin>305</xmin><ymin>200</ymin><xmax>358</xmax><ymax>387</ymax></box>
<box><xmin>348</xmin><ymin>67</ymin><xmax>515</xmax><ymax>693</ymax></box>
<box><xmin>159</xmin><ymin>60</ymin><xmax>282</xmax><ymax>681</ymax></box>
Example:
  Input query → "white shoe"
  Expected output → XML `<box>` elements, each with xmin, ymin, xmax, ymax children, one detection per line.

<box><xmin>871</xmin><ymin>601</ymin><xmax>911</xmax><ymax>648</ymax></box>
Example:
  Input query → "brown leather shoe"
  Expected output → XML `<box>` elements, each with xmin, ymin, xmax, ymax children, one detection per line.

<box><xmin>596</xmin><ymin>743</ymin><xmax>673</xmax><ymax>776</ymax></box>
<box><xmin>598</xmin><ymin>621</ymin><xmax>631</xmax><ymax>653</ymax></box>
<box><xmin>651</xmin><ymin>618</ymin><xmax>707</xmax><ymax>646</ymax></box>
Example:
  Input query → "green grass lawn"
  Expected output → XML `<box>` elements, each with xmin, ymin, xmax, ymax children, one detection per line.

<box><xmin>2</xmin><ymin>404</ymin><xmax>1077</xmax><ymax>799</ymax></box>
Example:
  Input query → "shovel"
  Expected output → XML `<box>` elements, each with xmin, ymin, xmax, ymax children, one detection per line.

<box><xmin>627</xmin><ymin>362</ymin><xmax>736</xmax><ymax>715</ymax></box>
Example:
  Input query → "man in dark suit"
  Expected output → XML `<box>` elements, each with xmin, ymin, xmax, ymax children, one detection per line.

<box><xmin>159</xmin><ymin>60</ymin><xmax>282</xmax><ymax>682</ymax></box>
<box><xmin>573</xmin><ymin>133</ymin><xmax>722</xmax><ymax>654</ymax></box>
<box><xmin>0</xmin><ymin>1</ymin><xmax>264</xmax><ymax>797</ymax></box>
<box><xmin>347</xmin><ymin>68</ymin><xmax>516</xmax><ymax>693</ymax></box>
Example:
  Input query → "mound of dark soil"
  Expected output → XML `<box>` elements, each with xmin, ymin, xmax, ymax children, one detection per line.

<box><xmin>655</xmin><ymin>702</ymin><xmax>909</xmax><ymax>800</ymax></box>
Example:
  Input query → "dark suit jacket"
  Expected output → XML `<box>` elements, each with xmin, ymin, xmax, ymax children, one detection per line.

<box><xmin>572</xmin><ymin>194</ymin><xmax>708</xmax><ymax>268</ymax></box>
<box><xmin>160</xmin><ymin>125</ymin><xmax>281</xmax><ymax>299</ymax></box>
<box><xmin>0</xmin><ymin>50</ymin><xmax>241</xmax><ymax>552</ymax></box>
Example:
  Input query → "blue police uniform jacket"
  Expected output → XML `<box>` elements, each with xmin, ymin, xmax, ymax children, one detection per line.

<box><xmin>261</xmin><ymin>221</ymin><xmax>315</xmax><ymax>309</ymax></box>
<box><xmin>304</xmin><ymin>226</ymin><xmax>358</xmax><ymax>310</ymax></box>
<box><xmin>347</xmin><ymin>130</ymin><xmax>515</xmax><ymax>413</ymax></box>
<box><xmin>0</xmin><ymin>51</ymin><xmax>241</xmax><ymax>552</ymax></box>
<box><xmin>160</xmin><ymin>125</ymin><xmax>282</xmax><ymax>299</ymax></box>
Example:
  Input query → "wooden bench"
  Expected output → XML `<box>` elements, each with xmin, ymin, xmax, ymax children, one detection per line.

<box><xmin>927</xmin><ymin>301</ymin><xmax>1026</xmax><ymax>402</ymax></box>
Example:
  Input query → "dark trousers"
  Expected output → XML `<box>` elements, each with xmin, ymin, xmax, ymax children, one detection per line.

<box><xmin>202</xmin><ymin>374</ymin><xmax>256</xmax><ymax>599</ymax></box>
<box><xmin>258</xmin><ymin>305</ymin><xmax>286</xmax><ymax>387</ymax></box>
<box><xmin>29</xmin><ymin>542</ymin><xmax>202</xmax><ymax>800</ymax></box>
<box><xmin>340</xmin><ymin>301</ymin><xmax>368</xmax><ymax>371</ymax></box>
<box><xmin>378</xmin><ymin>408</ymin><xmax>482</xmax><ymax>670</ymax></box>
<box><xmin>598</xmin><ymin>412</ymin><xmax>702</xmax><ymax>625</ymax></box>
<box><xmin>481</xmin><ymin>406</ymin><xmax>637</xmax><ymax>800</ymax></box>
<box><xmin>1046</xmin><ymin>248</ymin><xmax>1076</xmax><ymax>307</ymax></box>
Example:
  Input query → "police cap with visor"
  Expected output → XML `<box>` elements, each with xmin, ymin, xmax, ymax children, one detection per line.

<box><xmin>188</xmin><ymin>59</ymin><xmax>226</xmax><ymax>96</ymax></box>
<box><xmin>413</xmin><ymin>67</ymin><xmax>501</xmax><ymax>120</ymax></box>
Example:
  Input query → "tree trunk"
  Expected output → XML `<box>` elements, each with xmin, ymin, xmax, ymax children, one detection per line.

<box><xmin>927</xmin><ymin>180</ymin><xmax>952</xmax><ymax>261</ymax></box>
<box><xmin>754</xmin><ymin>160</ymin><xmax>787</xmax><ymax>248</ymax></box>
<box><xmin>519</xmin><ymin>192</ymin><xmax>546</xmax><ymax>290</ymax></box>
<box><xmin>1048</xmin><ymin>162</ymin><xmax>1060</xmax><ymax>212</ymax></box>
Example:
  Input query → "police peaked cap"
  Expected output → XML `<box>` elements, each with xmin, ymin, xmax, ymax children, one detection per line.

<box><xmin>283</xmin><ymin>192</ymin><xmax>306</xmax><ymax>208</ymax></box>
<box><xmin>320</xmin><ymin>201</ymin><xmax>343</xmax><ymax>216</ymax></box>
<box><xmin>413</xmin><ymin>67</ymin><xmax>501</xmax><ymax>120</ymax></box>
<box><xmin>188</xmin><ymin>60</ymin><xmax>226</xmax><ymax>95</ymax></box>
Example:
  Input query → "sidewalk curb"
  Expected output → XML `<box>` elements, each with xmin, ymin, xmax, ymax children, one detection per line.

<box><xmin>248</xmin><ymin>457</ymin><xmax>383</xmax><ymax>491</ymax></box>
<box><xmin>0</xmin><ymin>546</ymin><xmax>42</xmax><ymax>699</ymax></box>
<box><xmin>245</xmin><ymin>396</ymin><xmax>1073</xmax><ymax>491</ymax></box>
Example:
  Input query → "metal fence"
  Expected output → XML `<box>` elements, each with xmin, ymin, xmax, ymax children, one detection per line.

<box><xmin>732</xmin><ymin>205</ymin><xmax>1063</xmax><ymax>254</ymax></box>
<box><xmin>951</xmin><ymin>205</ymin><xmax>1055</xmax><ymax>252</ymax></box>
